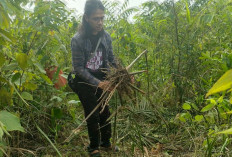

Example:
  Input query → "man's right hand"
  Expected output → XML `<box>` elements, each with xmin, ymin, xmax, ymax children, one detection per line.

<box><xmin>98</xmin><ymin>81</ymin><xmax>114</xmax><ymax>91</ymax></box>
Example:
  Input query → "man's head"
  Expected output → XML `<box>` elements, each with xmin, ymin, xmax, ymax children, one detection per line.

<box><xmin>80</xmin><ymin>0</ymin><xmax>105</xmax><ymax>35</ymax></box>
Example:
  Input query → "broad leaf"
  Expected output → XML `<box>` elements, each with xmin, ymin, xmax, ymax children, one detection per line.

<box><xmin>11</xmin><ymin>72</ymin><xmax>21</xmax><ymax>83</ymax></box>
<box><xmin>191</xmin><ymin>103</ymin><xmax>199</xmax><ymax>111</ymax></box>
<box><xmin>195</xmin><ymin>115</ymin><xmax>204</xmax><ymax>122</ymax></box>
<box><xmin>206</xmin><ymin>69</ymin><xmax>232</xmax><ymax>97</ymax></box>
<box><xmin>21</xmin><ymin>92</ymin><xmax>33</xmax><ymax>101</ymax></box>
<box><xmin>16</xmin><ymin>53</ymin><xmax>28</xmax><ymax>70</ymax></box>
<box><xmin>0</xmin><ymin>111</ymin><xmax>24</xmax><ymax>132</ymax></box>
<box><xmin>216</xmin><ymin>128</ymin><xmax>232</xmax><ymax>135</ymax></box>
<box><xmin>201</xmin><ymin>103</ymin><xmax>215</xmax><ymax>112</ymax></box>
<box><xmin>182</xmin><ymin>103</ymin><xmax>191</xmax><ymax>110</ymax></box>
<box><xmin>50</xmin><ymin>96</ymin><xmax>62</xmax><ymax>102</ymax></box>
<box><xmin>179</xmin><ymin>113</ymin><xmax>191</xmax><ymax>122</ymax></box>
<box><xmin>68</xmin><ymin>100</ymin><xmax>80</xmax><ymax>105</ymax></box>
<box><xmin>40</xmin><ymin>74</ymin><xmax>53</xmax><ymax>85</ymax></box>
<box><xmin>51</xmin><ymin>108</ymin><xmax>63</xmax><ymax>119</ymax></box>
<box><xmin>23</xmin><ymin>82</ymin><xmax>37</xmax><ymax>91</ymax></box>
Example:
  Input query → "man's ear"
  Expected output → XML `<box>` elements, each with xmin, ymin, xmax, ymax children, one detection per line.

<box><xmin>84</xmin><ymin>14</ymin><xmax>89</xmax><ymax>22</ymax></box>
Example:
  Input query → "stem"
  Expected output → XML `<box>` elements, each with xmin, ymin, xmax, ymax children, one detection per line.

<box><xmin>126</xmin><ymin>50</ymin><xmax>147</xmax><ymax>71</ymax></box>
<box><xmin>128</xmin><ymin>83</ymin><xmax>146</xmax><ymax>94</ymax></box>
<box><xmin>13</xmin><ymin>84</ymin><xmax>30</xmax><ymax>107</ymax></box>
<box><xmin>112</xmin><ymin>92</ymin><xmax>119</xmax><ymax>147</ymax></box>
<box><xmin>215</xmin><ymin>106</ymin><xmax>221</xmax><ymax>125</ymax></box>
<box><xmin>172</xmin><ymin>0</ymin><xmax>183</xmax><ymax>104</ymax></box>
<box><xmin>145</xmin><ymin>52</ymin><xmax>150</xmax><ymax>100</ymax></box>
<box><xmin>36</xmin><ymin>125</ymin><xmax>62</xmax><ymax>157</ymax></box>
<box><xmin>172</xmin><ymin>0</ymin><xmax>181</xmax><ymax>73</ymax></box>
<box><xmin>129</xmin><ymin>70</ymin><xmax>147</xmax><ymax>75</ymax></box>
<box><xmin>19</xmin><ymin>70</ymin><xmax>25</xmax><ymax>90</ymax></box>
<box><xmin>26</xmin><ymin>31</ymin><xmax>38</xmax><ymax>55</ymax></box>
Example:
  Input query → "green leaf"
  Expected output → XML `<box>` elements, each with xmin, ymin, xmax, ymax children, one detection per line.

<box><xmin>52</xmin><ymin>66</ymin><xmax>61</xmax><ymax>83</ymax></box>
<box><xmin>36</xmin><ymin>125</ymin><xmax>62</xmax><ymax>157</ymax></box>
<box><xmin>0</xmin><ymin>28</ymin><xmax>15</xmax><ymax>42</ymax></box>
<box><xmin>0</xmin><ymin>139</ymin><xmax>7</xmax><ymax>156</ymax></box>
<box><xmin>206</xmin><ymin>69</ymin><xmax>232</xmax><ymax>97</ymax></box>
<box><xmin>34</xmin><ymin>62</ymin><xmax>46</xmax><ymax>74</ymax></box>
<box><xmin>16</xmin><ymin>53</ymin><xmax>28</xmax><ymax>70</ymax></box>
<box><xmin>11</xmin><ymin>72</ymin><xmax>21</xmax><ymax>83</ymax></box>
<box><xmin>179</xmin><ymin>113</ymin><xmax>191</xmax><ymax>122</ymax></box>
<box><xmin>218</xmin><ymin>96</ymin><xmax>224</xmax><ymax>103</ymax></box>
<box><xmin>0</xmin><ymin>76</ymin><xmax>7</xmax><ymax>83</ymax></box>
<box><xmin>200</xmin><ymin>14</ymin><xmax>214</xmax><ymax>25</ymax></box>
<box><xmin>195</xmin><ymin>115</ymin><xmax>204</xmax><ymax>122</ymax></box>
<box><xmin>61</xmin><ymin>74</ymin><xmax>68</xmax><ymax>79</ymax></box>
<box><xmin>0</xmin><ymin>111</ymin><xmax>25</xmax><ymax>132</ymax></box>
<box><xmin>51</xmin><ymin>108</ymin><xmax>63</xmax><ymax>119</ymax></box>
<box><xmin>68</xmin><ymin>100</ymin><xmax>80</xmax><ymax>105</ymax></box>
<box><xmin>23</xmin><ymin>82</ymin><xmax>37</xmax><ymax>91</ymax></box>
<box><xmin>201</xmin><ymin>103</ymin><xmax>215</xmax><ymax>112</ymax></box>
<box><xmin>191</xmin><ymin>103</ymin><xmax>199</xmax><ymax>111</ymax></box>
<box><xmin>60</xmin><ymin>45</ymin><xmax>68</xmax><ymax>54</ymax></box>
<box><xmin>0</xmin><ymin>127</ymin><xmax>3</xmax><ymax>141</ymax></box>
<box><xmin>40</xmin><ymin>74</ymin><xmax>53</xmax><ymax>85</ymax></box>
<box><xmin>0</xmin><ymin>88</ymin><xmax>12</xmax><ymax>105</ymax></box>
<box><xmin>209</xmin><ymin>99</ymin><xmax>217</xmax><ymax>105</ymax></box>
<box><xmin>0</xmin><ymin>9</ymin><xmax>10</xmax><ymax>28</ymax></box>
<box><xmin>216</xmin><ymin>128</ymin><xmax>232</xmax><ymax>135</ymax></box>
<box><xmin>71</xmin><ymin>74</ymin><xmax>76</xmax><ymax>79</ymax></box>
<box><xmin>185</xmin><ymin>2</ymin><xmax>190</xmax><ymax>23</ymax></box>
<box><xmin>50</xmin><ymin>96</ymin><xmax>62</xmax><ymax>102</ymax></box>
<box><xmin>0</xmin><ymin>122</ymin><xmax>10</xmax><ymax>137</ymax></box>
<box><xmin>0</xmin><ymin>53</ymin><xmax>6</xmax><ymax>68</ymax></box>
<box><xmin>179</xmin><ymin>116</ymin><xmax>186</xmax><ymax>122</ymax></box>
<box><xmin>21</xmin><ymin>92</ymin><xmax>33</xmax><ymax>101</ymax></box>
<box><xmin>2</xmin><ymin>63</ymin><xmax>18</xmax><ymax>71</ymax></box>
<box><xmin>221</xmin><ymin>111</ymin><xmax>232</xmax><ymax>115</ymax></box>
<box><xmin>230</xmin><ymin>97</ymin><xmax>232</xmax><ymax>104</ymax></box>
<box><xmin>0</xmin><ymin>147</ymin><xmax>5</xmax><ymax>157</ymax></box>
<box><xmin>182</xmin><ymin>103</ymin><xmax>191</xmax><ymax>110</ymax></box>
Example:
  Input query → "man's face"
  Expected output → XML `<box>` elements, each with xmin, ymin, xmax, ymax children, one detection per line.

<box><xmin>85</xmin><ymin>9</ymin><xmax>105</xmax><ymax>35</ymax></box>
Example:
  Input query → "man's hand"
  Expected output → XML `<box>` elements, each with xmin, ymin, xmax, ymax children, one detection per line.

<box><xmin>98</xmin><ymin>81</ymin><xmax>114</xmax><ymax>91</ymax></box>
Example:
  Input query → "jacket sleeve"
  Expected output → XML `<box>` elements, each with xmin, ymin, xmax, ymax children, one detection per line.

<box><xmin>71</xmin><ymin>37</ymin><xmax>100</xmax><ymax>87</ymax></box>
<box><xmin>107</xmin><ymin>35</ymin><xmax>117</xmax><ymax>68</ymax></box>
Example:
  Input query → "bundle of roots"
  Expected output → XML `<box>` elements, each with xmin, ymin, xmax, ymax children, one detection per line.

<box><xmin>98</xmin><ymin>64</ymin><xmax>146</xmax><ymax>113</ymax></box>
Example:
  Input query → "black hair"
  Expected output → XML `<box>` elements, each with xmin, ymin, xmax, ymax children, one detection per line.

<box><xmin>79</xmin><ymin>0</ymin><xmax>105</xmax><ymax>36</ymax></box>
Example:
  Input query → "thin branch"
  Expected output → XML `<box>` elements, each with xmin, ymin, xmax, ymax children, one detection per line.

<box><xmin>128</xmin><ymin>83</ymin><xmax>146</xmax><ymax>94</ymax></box>
<box><xmin>129</xmin><ymin>70</ymin><xmax>147</xmax><ymax>75</ymax></box>
<box><xmin>126</xmin><ymin>50</ymin><xmax>147</xmax><ymax>70</ymax></box>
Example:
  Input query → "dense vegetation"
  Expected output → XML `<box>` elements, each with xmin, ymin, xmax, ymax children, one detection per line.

<box><xmin>1</xmin><ymin>0</ymin><xmax>232</xmax><ymax>156</ymax></box>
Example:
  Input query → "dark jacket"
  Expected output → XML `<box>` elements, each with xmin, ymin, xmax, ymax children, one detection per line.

<box><xmin>71</xmin><ymin>30</ymin><xmax>116</xmax><ymax>87</ymax></box>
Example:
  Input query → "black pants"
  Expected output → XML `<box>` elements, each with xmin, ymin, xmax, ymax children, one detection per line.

<box><xmin>68</xmin><ymin>74</ymin><xmax>111</xmax><ymax>150</ymax></box>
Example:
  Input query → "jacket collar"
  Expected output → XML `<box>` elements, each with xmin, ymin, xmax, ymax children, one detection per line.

<box><xmin>100</xmin><ymin>31</ymin><xmax>108</xmax><ymax>50</ymax></box>
<box><xmin>84</xmin><ymin>30</ymin><xmax>108</xmax><ymax>51</ymax></box>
